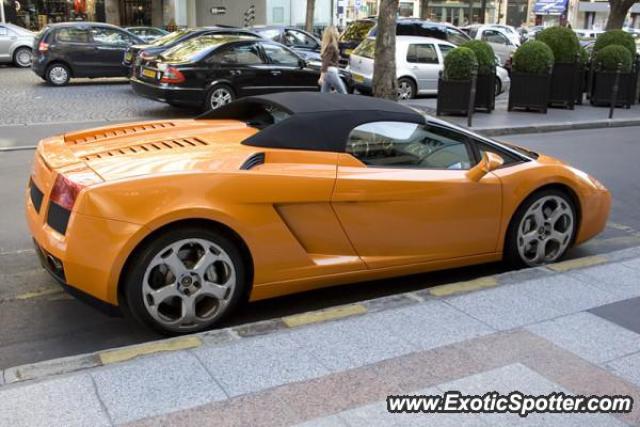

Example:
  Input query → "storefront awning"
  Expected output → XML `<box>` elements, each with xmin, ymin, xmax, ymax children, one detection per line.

<box><xmin>533</xmin><ymin>0</ymin><xmax>569</xmax><ymax>15</ymax></box>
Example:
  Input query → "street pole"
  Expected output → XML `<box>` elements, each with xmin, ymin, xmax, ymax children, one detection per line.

<box><xmin>1</xmin><ymin>0</ymin><xmax>6</xmax><ymax>24</ymax></box>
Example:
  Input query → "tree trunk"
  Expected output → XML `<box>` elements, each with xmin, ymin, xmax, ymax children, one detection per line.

<box><xmin>420</xmin><ymin>0</ymin><xmax>430</xmax><ymax>20</ymax></box>
<box><xmin>305</xmin><ymin>0</ymin><xmax>316</xmax><ymax>33</ymax></box>
<box><xmin>605</xmin><ymin>0</ymin><xmax>636</xmax><ymax>29</ymax></box>
<box><xmin>373</xmin><ymin>0</ymin><xmax>399</xmax><ymax>99</ymax></box>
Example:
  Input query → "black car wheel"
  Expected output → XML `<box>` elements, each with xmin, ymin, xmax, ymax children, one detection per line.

<box><xmin>46</xmin><ymin>63</ymin><xmax>71</xmax><ymax>86</ymax></box>
<box><xmin>205</xmin><ymin>84</ymin><xmax>235</xmax><ymax>112</ymax></box>
<box><xmin>13</xmin><ymin>47</ymin><xmax>32</xmax><ymax>68</ymax></box>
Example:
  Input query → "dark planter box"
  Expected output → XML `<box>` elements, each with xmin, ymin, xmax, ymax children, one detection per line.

<box><xmin>437</xmin><ymin>78</ymin><xmax>472</xmax><ymax>116</ymax></box>
<box><xmin>549</xmin><ymin>63</ymin><xmax>578</xmax><ymax>109</ymax></box>
<box><xmin>508</xmin><ymin>71</ymin><xmax>551</xmax><ymax>113</ymax></box>
<box><xmin>474</xmin><ymin>72</ymin><xmax>496</xmax><ymax>112</ymax></box>
<box><xmin>590</xmin><ymin>71</ymin><xmax>634</xmax><ymax>108</ymax></box>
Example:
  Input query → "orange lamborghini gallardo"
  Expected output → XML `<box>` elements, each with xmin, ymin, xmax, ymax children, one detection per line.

<box><xmin>25</xmin><ymin>93</ymin><xmax>610</xmax><ymax>334</ymax></box>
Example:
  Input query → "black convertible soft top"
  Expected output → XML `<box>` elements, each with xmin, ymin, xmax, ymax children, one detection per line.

<box><xmin>198</xmin><ymin>92</ymin><xmax>426</xmax><ymax>152</ymax></box>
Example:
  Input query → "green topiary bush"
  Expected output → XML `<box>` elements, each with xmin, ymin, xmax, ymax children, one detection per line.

<box><xmin>460</xmin><ymin>40</ymin><xmax>495</xmax><ymax>75</ymax></box>
<box><xmin>443</xmin><ymin>47</ymin><xmax>478</xmax><ymax>81</ymax></box>
<box><xmin>594</xmin><ymin>44</ymin><xmax>633</xmax><ymax>73</ymax></box>
<box><xmin>512</xmin><ymin>41</ymin><xmax>554</xmax><ymax>75</ymax></box>
<box><xmin>536</xmin><ymin>26</ymin><xmax>580</xmax><ymax>64</ymax></box>
<box><xmin>594</xmin><ymin>30</ymin><xmax>636</xmax><ymax>58</ymax></box>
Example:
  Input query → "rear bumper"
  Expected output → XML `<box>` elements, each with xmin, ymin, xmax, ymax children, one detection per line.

<box><xmin>130</xmin><ymin>77</ymin><xmax>205</xmax><ymax>107</ymax></box>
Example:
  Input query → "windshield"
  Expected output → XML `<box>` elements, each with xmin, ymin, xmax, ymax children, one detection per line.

<box><xmin>352</xmin><ymin>38</ymin><xmax>375</xmax><ymax>59</ymax></box>
<box><xmin>340</xmin><ymin>21</ymin><xmax>374</xmax><ymax>42</ymax></box>
<box><xmin>150</xmin><ymin>29</ymin><xmax>193</xmax><ymax>46</ymax></box>
<box><xmin>161</xmin><ymin>35</ymin><xmax>255</xmax><ymax>62</ymax></box>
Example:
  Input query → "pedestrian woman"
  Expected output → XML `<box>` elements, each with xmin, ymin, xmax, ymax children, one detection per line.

<box><xmin>319</xmin><ymin>26</ymin><xmax>347</xmax><ymax>94</ymax></box>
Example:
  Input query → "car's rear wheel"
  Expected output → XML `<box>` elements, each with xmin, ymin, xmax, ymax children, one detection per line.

<box><xmin>505</xmin><ymin>189</ymin><xmax>576</xmax><ymax>267</ymax></box>
<box><xmin>123</xmin><ymin>226</ymin><xmax>249</xmax><ymax>335</ymax></box>
<box><xmin>13</xmin><ymin>47</ymin><xmax>32</xmax><ymax>68</ymax></box>
<box><xmin>397</xmin><ymin>77</ymin><xmax>416</xmax><ymax>100</ymax></box>
<box><xmin>205</xmin><ymin>84</ymin><xmax>235</xmax><ymax>112</ymax></box>
<box><xmin>46</xmin><ymin>63</ymin><xmax>71</xmax><ymax>86</ymax></box>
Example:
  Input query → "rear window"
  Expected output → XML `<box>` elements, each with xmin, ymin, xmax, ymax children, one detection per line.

<box><xmin>340</xmin><ymin>20</ymin><xmax>375</xmax><ymax>43</ymax></box>
<box><xmin>56</xmin><ymin>28</ymin><xmax>91</xmax><ymax>43</ymax></box>
<box><xmin>161</xmin><ymin>35</ymin><xmax>255</xmax><ymax>62</ymax></box>
<box><xmin>352</xmin><ymin>38</ymin><xmax>375</xmax><ymax>59</ymax></box>
<box><xmin>446</xmin><ymin>27</ymin><xmax>471</xmax><ymax>45</ymax></box>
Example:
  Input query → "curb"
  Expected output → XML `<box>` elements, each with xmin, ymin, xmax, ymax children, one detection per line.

<box><xmin>2</xmin><ymin>247</ymin><xmax>639</xmax><ymax>388</ymax></box>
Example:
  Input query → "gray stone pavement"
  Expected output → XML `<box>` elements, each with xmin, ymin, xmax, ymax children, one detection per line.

<box><xmin>1</xmin><ymin>247</ymin><xmax>639</xmax><ymax>426</ymax></box>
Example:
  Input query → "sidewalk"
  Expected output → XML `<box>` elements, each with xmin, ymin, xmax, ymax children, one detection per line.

<box><xmin>1</xmin><ymin>247</ymin><xmax>640</xmax><ymax>426</ymax></box>
<box><xmin>404</xmin><ymin>95</ymin><xmax>640</xmax><ymax>136</ymax></box>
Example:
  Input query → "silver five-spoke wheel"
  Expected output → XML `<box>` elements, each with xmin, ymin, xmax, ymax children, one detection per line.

<box><xmin>516</xmin><ymin>195</ymin><xmax>574</xmax><ymax>266</ymax></box>
<box><xmin>396</xmin><ymin>78</ymin><xmax>415</xmax><ymax>100</ymax></box>
<box><xmin>209</xmin><ymin>87</ymin><xmax>233</xmax><ymax>110</ymax></box>
<box><xmin>142</xmin><ymin>238</ymin><xmax>236</xmax><ymax>332</ymax></box>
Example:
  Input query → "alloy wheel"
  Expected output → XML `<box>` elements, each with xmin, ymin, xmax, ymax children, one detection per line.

<box><xmin>516</xmin><ymin>195</ymin><xmax>574</xmax><ymax>266</ymax></box>
<box><xmin>209</xmin><ymin>87</ymin><xmax>233</xmax><ymax>110</ymax></box>
<box><xmin>397</xmin><ymin>80</ymin><xmax>414</xmax><ymax>100</ymax></box>
<box><xmin>141</xmin><ymin>238</ymin><xmax>237</xmax><ymax>332</ymax></box>
<box><xmin>15</xmin><ymin>48</ymin><xmax>32</xmax><ymax>67</ymax></box>
<box><xmin>49</xmin><ymin>66</ymin><xmax>69</xmax><ymax>85</ymax></box>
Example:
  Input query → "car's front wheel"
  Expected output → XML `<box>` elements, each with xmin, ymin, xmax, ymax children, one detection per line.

<box><xmin>204</xmin><ymin>84</ymin><xmax>235</xmax><ymax>112</ymax></box>
<box><xmin>123</xmin><ymin>226</ymin><xmax>249</xmax><ymax>335</ymax></box>
<box><xmin>46</xmin><ymin>63</ymin><xmax>71</xmax><ymax>86</ymax></box>
<box><xmin>397</xmin><ymin>77</ymin><xmax>416</xmax><ymax>100</ymax></box>
<box><xmin>505</xmin><ymin>189</ymin><xmax>576</xmax><ymax>267</ymax></box>
<box><xmin>13</xmin><ymin>47</ymin><xmax>32</xmax><ymax>68</ymax></box>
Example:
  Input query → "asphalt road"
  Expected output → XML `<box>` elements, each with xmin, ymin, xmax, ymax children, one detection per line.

<box><xmin>0</xmin><ymin>125</ymin><xmax>639</xmax><ymax>369</ymax></box>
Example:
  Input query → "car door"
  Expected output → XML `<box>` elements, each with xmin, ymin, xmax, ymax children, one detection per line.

<box><xmin>0</xmin><ymin>25</ymin><xmax>14</xmax><ymax>62</ymax></box>
<box><xmin>90</xmin><ymin>26</ymin><xmax>134</xmax><ymax>76</ymax></box>
<box><xmin>405</xmin><ymin>43</ymin><xmax>441</xmax><ymax>92</ymax></box>
<box><xmin>481</xmin><ymin>29</ymin><xmax>513</xmax><ymax>65</ymax></box>
<box><xmin>260</xmin><ymin>42</ymin><xmax>318</xmax><ymax>92</ymax></box>
<box><xmin>332</xmin><ymin>121</ymin><xmax>502</xmax><ymax>269</ymax></box>
<box><xmin>282</xmin><ymin>29</ymin><xmax>320</xmax><ymax>55</ymax></box>
<box><xmin>51</xmin><ymin>27</ymin><xmax>95</xmax><ymax>76</ymax></box>
<box><xmin>205</xmin><ymin>41</ymin><xmax>273</xmax><ymax>97</ymax></box>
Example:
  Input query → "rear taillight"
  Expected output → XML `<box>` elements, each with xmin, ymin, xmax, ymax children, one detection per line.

<box><xmin>49</xmin><ymin>174</ymin><xmax>84</xmax><ymax>211</ymax></box>
<box><xmin>160</xmin><ymin>66</ymin><xmax>185</xmax><ymax>84</ymax></box>
<box><xmin>38</xmin><ymin>41</ymin><xmax>49</xmax><ymax>52</ymax></box>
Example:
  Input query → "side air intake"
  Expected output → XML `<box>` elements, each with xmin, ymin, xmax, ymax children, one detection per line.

<box><xmin>240</xmin><ymin>153</ymin><xmax>265</xmax><ymax>170</ymax></box>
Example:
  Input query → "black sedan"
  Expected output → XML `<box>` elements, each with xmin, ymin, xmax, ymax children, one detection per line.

<box><xmin>250</xmin><ymin>25</ymin><xmax>321</xmax><ymax>62</ymax></box>
<box><xmin>123</xmin><ymin>27</ymin><xmax>259</xmax><ymax>74</ymax></box>
<box><xmin>130</xmin><ymin>35</ymin><xmax>352</xmax><ymax>111</ymax></box>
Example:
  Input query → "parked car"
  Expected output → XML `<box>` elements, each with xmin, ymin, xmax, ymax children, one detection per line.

<box><xmin>25</xmin><ymin>92</ymin><xmax>611</xmax><ymax>333</ymax></box>
<box><xmin>124</xmin><ymin>26</ymin><xmax>169</xmax><ymax>43</ymax></box>
<box><xmin>32</xmin><ymin>22</ymin><xmax>144</xmax><ymax>86</ymax></box>
<box><xmin>130</xmin><ymin>35</ymin><xmax>351</xmax><ymax>111</ymax></box>
<box><xmin>338</xmin><ymin>18</ymin><xmax>376</xmax><ymax>64</ymax></box>
<box><xmin>368</xmin><ymin>19</ymin><xmax>471</xmax><ymax>46</ymax></box>
<box><xmin>462</xmin><ymin>25</ymin><xmax>517</xmax><ymax>66</ymax></box>
<box><xmin>250</xmin><ymin>25</ymin><xmax>321</xmax><ymax>62</ymax></box>
<box><xmin>485</xmin><ymin>24</ymin><xmax>521</xmax><ymax>46</ymax></box>
<box><xmin>574</xmin><ymin>29</ymin><xmax>603</xmax><ymax>40</ymax></box>
<box><xmin>0</xmin><ymin>23</ymin><xmax>35</xmax><ymax>67</ymax></box>
<box><xmin>123</xmin><ymin>27</ymin><xmax>259</xmax><ymax>74</ymax></box>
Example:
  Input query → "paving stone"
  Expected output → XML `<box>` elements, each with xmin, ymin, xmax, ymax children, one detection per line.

<box><xmin>606</xmin><ymin>351</ymin><xmax>640</xmax><ymax>388</ymax></box>
<box><xmin>526</xmin><ymin>312</ymin><xmax>640</xmax><ymax>364</ymax></box>
<box><xmin>569</xmin><ymin>262</ymin><xmax>640</xmax><ymax>300</ymax></box>
<box><xmin>287</xmin><ymin>310</ymin><xmax>416</xmax><ymax>372</ymax></box>
<box><xmin>91</xmin><ymin>350</ymin><xmax>226</xmax><ymax>424</ymax></box>
<box><xmin>193</xmin><ymin>332</ymin><xmax>329</xmax><ymax>397</ymax></box>
<box><xmin>516</xmin><ymin>274</ymin><xmax>621</xmax><ymax>314</ymax></box>
<box><xmin>0</xmin><ymin>374</ymin><xmax>111</xmax><ymax>427</ymax></box>
<box><xmin>379</xmin><ymin>300</ymin><xmax>495</xmax><ymax>350</ymax></box>
<box><xmin>589</xmin><ymin>297</ymin><xmax>640</xmax><ymax>334</ymax></box>
<box><xmin>444</xmin><ymin>284</ymin><xmax>563</xmax><ymax>330</ymax></box>
<box><xmin>295</xmin><ymin>415</ymin><xmax>350</xmax><ymax>427</ymax></box>
<box><xmin>622</xmin><ymin>257</ymin><xmax>640</xmax><ymax>271</ymax></box>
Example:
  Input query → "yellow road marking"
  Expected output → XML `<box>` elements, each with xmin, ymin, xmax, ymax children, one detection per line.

<box><xmin>13</xmin><ymin>287</ymin><xmax>63</xmax><ymax>301</ymax></box>
<box><xmin>283</xmin><ymin>304</ymin><xmax>367</xmax><ymax>328</ymax></box>
<box><xmin>429</xmin><ymin>277</ymin><xmax>498</xmax><ymax>297</ymax></box>
<box><xmin>547</xmin><ymin>255</ymin><xmax>607</xmax><ymax>272</ymax></box>
<box><xmin>99</xmin><ymin>336</ymin><xmax>202</xmax><ymax>365</ymax></box>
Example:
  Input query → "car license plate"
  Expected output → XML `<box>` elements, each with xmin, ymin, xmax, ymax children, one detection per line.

<box><xmin>352</xmin><ymin>73</ymin><xmax>365</xmax><ymax>83</ymax></box>
<box><xmin>142</xmin><ymin>68</ymin><xmax>156</xmax><ymax>79</ymax></box>
<box><xmin>125</xmin><ymin>52</ymin><xmax>132</xmax><ymax>62</ymax></box>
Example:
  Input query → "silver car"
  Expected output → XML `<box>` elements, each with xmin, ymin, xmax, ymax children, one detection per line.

<box><xmin>349</xmin><ymin>36</ymin><xmax>510</xmax><ymax>100</ymax></box>
<box><xmin>0</xmin><ymin>23</ymin><xmax>34</xmax><ymax>67</ymax></box>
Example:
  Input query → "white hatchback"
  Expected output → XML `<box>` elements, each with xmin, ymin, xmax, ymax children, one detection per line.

<box><xmin>349</xmin><ymin>36</ymin><xmax>509</xmax><ymax>100</ymax></box>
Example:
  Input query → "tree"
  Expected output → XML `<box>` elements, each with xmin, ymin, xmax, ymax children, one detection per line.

<box><xmin>419</xmin><ymin>0</ymin><xmax>430</xmax><ymax>20</ymax></box>
<box><xmin>305</xmin><ymin>0</ymin><xmax>316</xmax><ymax>33</ymax></box>
<box><xmin>606</xmin><ymin>0</ymin><xmax>638</xmax><ymax>29</ymax></box>
<box><xmin>373</xmin><ymin>0</ymin><xmax>399</xmax><ymax>99</ymax></box>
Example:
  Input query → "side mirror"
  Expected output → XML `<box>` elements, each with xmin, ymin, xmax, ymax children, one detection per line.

<box><xmin>299</xmin><ymin>58</ymin><xmax>307</xmax><ymax>68</ymax></box>
<box><xmin>466</xmin><ymin>152</ymin><xmax>504</xmax><ymax>182</ymax></box>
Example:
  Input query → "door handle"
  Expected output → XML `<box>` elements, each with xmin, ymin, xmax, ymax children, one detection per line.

<box><xmin>270</xmin><ymin>70</ymin><xmax>282</xmax><ymax>75</ymax></box>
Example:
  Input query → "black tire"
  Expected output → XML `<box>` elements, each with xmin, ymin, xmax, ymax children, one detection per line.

<box><xmin>13</xmin><ymin>47</ymin><xmax>32</xmax><ymax>68</ymax></box>
<box><xmin>122</xmin><ymin>226</ymin><xmax>250</xmax><ymax>335</ymax></box>
<box><xmin>45</xmin><ymin>63</ymin><xmax>71</xmax><ymax>86</ymax></box>
<box><xmin>397</xmin><ymin>77</ymin><xmax>416</xmax><ymax>100</ymax></box>
<box><xmin>504</xmin><ymin>189</ymin><xmax>577</xmax><ymax>268</ymax></box>
<box><xmin>203</xmin><ymin>84</ymin><xmax>235</xmax><ymax>112</ymax></box>
<box><xmin>495</xmin><ymin>79</ymin><xmax>502</xmax><ymax>96</ymax></box>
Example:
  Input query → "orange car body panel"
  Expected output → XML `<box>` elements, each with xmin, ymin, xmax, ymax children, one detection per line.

<box><xmin>25</xmin><ymin>119</ymin><xmax>611</xmax><ymax>307</ymax></box>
